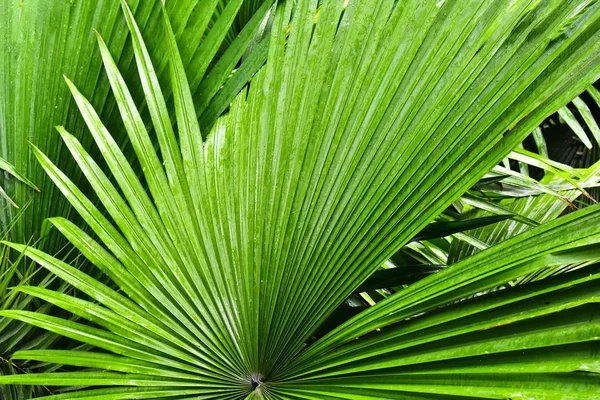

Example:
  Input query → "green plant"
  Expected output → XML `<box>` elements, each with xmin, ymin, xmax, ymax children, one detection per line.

<box><xmin>0</xmin><ymin>158</ymin><xmax>38</xmax><ymax>208</ymax></box>
<box><xmin>2</xmin><ymin>0</ymin><xmax>600</xmax><ymax>398</ymax></box>
<box><xmin>0</xmin><ymin>203</ymin><xmax>59</xmax><ymax>400</ymax></box>
<box><xmin>0</xmin><ymin>0</ymin><xmax>269</xmax><ymax>250</ymax></box>
<box><xmin>1</xmin><ymin>1</ymin><xmax>271</xmax><ymax>395</ymax></box>
<box><xmin>448</xmin><ymin>88</ymin><xmax>600</xmax><ymax>271</ymax></box>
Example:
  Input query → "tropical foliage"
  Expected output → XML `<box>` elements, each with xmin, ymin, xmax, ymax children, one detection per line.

<box><xmin>0</xmin><ymin>0</ymin><xmax>269</xmax><ymax>248</ymax></box>
<box><xmin>2</xmin><ymin>0</ymin><xmax>600</xmax><ymax>398</ymax></box>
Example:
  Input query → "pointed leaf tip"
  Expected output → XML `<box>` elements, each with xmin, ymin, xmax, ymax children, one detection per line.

<box><xmin>119</xmin><ymin>0</ymin><xmax>133</xmax><ymax>16</ymax></box>
<box><xmin>27</xmin><ymin>141</ymin><xmax>43</xmax><ymax>153</ymax></box>
<box><xmin>62</xmin><ymin>76</ymin><xmax>78</xmax><ymax>93</ymax></box>
<box><xmin>93</xmin><ymin>29</ymin><xmax>105</xmax><ymax>43</ymax></box>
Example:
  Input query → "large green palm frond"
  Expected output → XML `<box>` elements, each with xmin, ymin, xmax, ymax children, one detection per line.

<box><xmin>1</xmin><ymin>1</ymin><xmax>270</xmax><ymax>396</ymax></box>
<box><xmin>0</xmin><ymin>0</ymin><xmax>270</xmax><ymax>250</ymax></box>
<box><xmin>2</xmin><ymin>0</ymin><xmax>600</xmax><ymax>398</ymax></box>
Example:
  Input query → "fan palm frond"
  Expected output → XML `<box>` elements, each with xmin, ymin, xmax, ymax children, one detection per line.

<box><xmin>0</xmin><ymin>0</ymin><xmax>270</xmax><ymax>250</ymax></box>
<box><xmin>2</xmin><ymin>0</ymin><xmax>600</xmax><ymax>398</ymax></box>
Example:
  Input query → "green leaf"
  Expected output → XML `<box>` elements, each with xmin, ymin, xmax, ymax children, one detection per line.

<box><xmin>1</xmin><ymin>0</ymin><xmax>270</xmax><ymax>251</ymax></box>
<box><xmin>0</xmin><ymin>158</ymin><xmax>39</xmax><ymax>192</ymax></box>
<box><xmin>412</xmin><ymin>215</ymin><xmax>512</xmax><ymax>242</ymax></box>
<box><xmin>355</xmin><ymin>265</ymin><xmax>445</xmax><ymax>293</ymax></box>
<box><xmin>558</xmin><ymin>105</ymin><xmax>594</xmax><ymax>149</ymax></box>
<box><xmin>0</xmin><ymin>157</ymin><xmax>39</xmax><ymax>208</ymax></box>
<box><xmin>4</xmin><ymin>0</ymin><xmax>600</xmax><ymax>398</ymax></box>
<box><xmin>572</xmin><ymin>96</ymin><xmax>600</xmax><ymax>146</ymax></box>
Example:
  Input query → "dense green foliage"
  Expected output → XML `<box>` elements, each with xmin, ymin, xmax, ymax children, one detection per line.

<box><xmin>1</xmin><ymin>0</ymin><xmax>600</xmax><ymax>398</ymax></box>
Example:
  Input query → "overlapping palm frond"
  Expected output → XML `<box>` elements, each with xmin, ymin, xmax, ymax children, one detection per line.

<box><xmin>378</xmin><ymin>83</ymin><xmax>600</xmax><ymax>296</ymax></box>
<box><xmin>1</xmin><ymin>0</ymin><xmax>600</xmax><ymax>399</ymax></box>
<box><xmin>338</xmin><ymin>77</ymin><xmax>600</xmax><ymax>329</ymax></box>
<box><xmin>1</xmin><ymin>1</ymin><xmax>272</xmax><ymax>397</ymax></box>
<box><xmin>0</xmin><ymin>0</ymin><xmax>270</xmax><ymax>249</ymax></box>
<box><xmin>449</xmin><ymin>83</ymin><xmax>600</xmax><ymax>272</ymax></box>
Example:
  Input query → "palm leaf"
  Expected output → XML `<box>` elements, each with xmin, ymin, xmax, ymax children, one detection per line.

<box><xmin>0</xmin><ymin>204</ymin><xmax>67</xmax><ymax>400</ymax></box>
<box><xmin>0</xmin><ymin>0</ymin><xmax>269</xmax><ymax>249</ymax></box>
<box><xmin>1</xmin><ymin>2</ymin><xmax>270</xmax><ymax>393</ymax></box>
<box><xmin>0</xmin><ymin>158</ymin><xmax>39</xmax><ymax>209</ymax></box>
<box><xmin>449</xmin><ymin>81</ymin><xmax>600</xmax><ymax>267</ymax></box>
<box><xmin>2</xmin><ymin>0</ymin><xmax>600</xmax><ymax>398</ymax></box>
